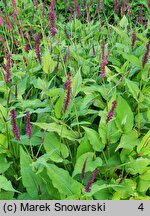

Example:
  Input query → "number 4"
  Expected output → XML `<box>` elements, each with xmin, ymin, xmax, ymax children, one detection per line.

<box><xmin>138</xmin><ymin>203</ymin><xmax>144</xmax><ymax>211</ymax></box>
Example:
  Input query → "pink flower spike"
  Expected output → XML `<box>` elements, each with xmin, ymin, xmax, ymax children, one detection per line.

<box><xmin>138</xmin><ymin>4</ymin><xmax>143</xmax><ymax>24</ymax></box>
<box><xmin>64</xmin><ymin>72</ymin><xmax>72</xmax><ymax>112</ymax></box>
<box><xmin>35</xmin><ymin>33</ymin><xmax>41</xmax><ymax>64</ymax></box>
<box><xmin>101</xmin><ymin>40</ymin><xmax>105</xmax><ymax>60</ymax></box>
<box><xmin>85</xmin><ymin>168</ymin><xmax>99</xmax><ymax>192</ymax></box>
<box><xmin>131</xmin><ymin>32</ymin><xmax>136</xmax><ymax>50</ymax></box>
<box><xmin>10</xmin><ymin>109</ymin><xmax>20</xmax><ymax>141</ymax></box>
<box><xmin>74</xmin><ymin>0</ymin><xmax>81</xmax><ymax>19</ymax></box>
<box><xmin>12</xmin><ymin>12</ymin><xmax>17</xmax><ymax>26</ymax></box>
<box><xmin>81</xmin><ymin>157</ymin><xmax>88</xmax><ymax>180</ymax></box>
<box><xmin>114</xmin><ymin>0</ymin><xmax>119</xmax><ymax>15</ymax></box>
<box><xmin>5</xmin><ymin>53</ymin><xmax>11</xmax><ymax>84</ymax></box>
<box><xmin>12</xmin><ymin>0</ymin><xmax>18</xmax><ymax>15</ymax></box>
<box><xmin>6</xmin><ymin>17</ymin><xmax>12</xmax><ymax>32</ymax></box>
<box><xmin>0</xmin><ymin>11</ymin><xmax>3</xmax><ymax>26</ymax></box>
<box><xmin>33</xmin><ymin>0</ymin><xmax>38</xmax><ymax>10</ymax></box>
<box><xmin>142</xmin><ymin>41</ymin><xmax>150</xmax><ymax>68</ymax></box>
<box><xmin>148</xmin><ymin>0</ymin><xmax>150</xmax><ymax>8</ymax></box>
<box><xmin>26</xmin><ymin>111</ymin><xmax>32</xmax><ymax>140</ymax></box>
<box><xmin>49</xmin><ymin>0</ymin><xmax>56</xmax><ymax>37</ymax></box>
<box><xmin>106</xmin><ymin>100</ymin><xmax>117</xmax><ymax>123</ymax></box>
<box><xmin>1</xmin><ymin>37</ymin><xmax>7</xmax><ymax>53</ymax></box>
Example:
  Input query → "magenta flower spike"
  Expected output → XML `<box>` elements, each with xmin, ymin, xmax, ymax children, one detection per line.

<box><xmin>64</xmin><ymin>72</ymin><xmax>72</xmax><ymax>112</ymax></box>
<box><xmin>131</xmin><ymin>32</ymin><xmax>136</xmax><ymax>50</ymax></box>
<box><xmin>26</xmin><ymin>111</ymin><xmax>32</xmax><ymax>140</ymax></box>
<box><xmin>95</xmin><ymin>0</ymin><xmax>101</xmax><ymax>15</ymax></box>
<box><xmin>101</xmin><ymin>40</ymin><xmax>105</xmax><ymax>60</ymax></box>
<box><xmin>1</xmin><ymin>37</ymin><xmax>7</xmax><ymax>53</ymax></box>
<box><xmin>10</xmin><ymin>109</ymin><xmax>20</xmax><ymax>141</ymax></box>
<box><xmin>114</xmin><ymin>0</ymin><xmax>119</xmax><ymax>15</ymax></box>
<box><xmin>142</xmin><ymin>41</ymin><xmax>150</xmax><ymax>68</ymax></box>
<box><xmin>0</xmin><ymin>10</ymin><xmax>3</xmax><ymax>26</ymax></box>
<box><xmin>12</xmin><ymin>0</ymin><xmax>18</xmax><ymax>15</ymax></box>
<box><xmin>85</xmin><ymin>168</ymin><xmax>99</xmax><ymax>192</ymax></box>
<box><xmin>12</xmin><ymin>12</ymin><xmax>17</xmax><ymax>26</ymax></box>
<box><xmin>5</xmin><ymin>53</ymin><xmax>11</xmax><ymax>84</ymax></box>
<box><xmin>6</xmin><ymin>17</ymin><xmax>12</xmax><ymax>32</ymax></box>
<box><xmin>83</xmin><ymin>0</ymin><xmax>87</xmax><ymax>8</ymax></box>
<box><xmin>148</xmin><ymin>0</ymin><xmax>150</xmax><ymax>8</ymax></box>
<box><xmin>106</xmin><ymin>100</ymin><xmax>117</xmax><ymax>123</ymax></box>
<box><xmin>33</xmin><ymin>0</ymin><xmax>38</xmax><ymax>10</ymax></box>
<box><xmin>35</xmin><ymin>33</ymin><xmax>41</xmax><ymax>64</ymax></box>
<box><xmin>42</xmin><ymin>0</ymin><xmax>46</xmax><ymax>28</ymax></box>
<box><xmin>74</xmin><ymin>0</ymin><xmax>81</xmax><ymax>19</ymax></box>
<box><xmin>100</xmin><ymin>57</ymin><xmax>108</xmax><ymax>78</ymax></box>
<box><xmin>81</xmin><ymin>157</ymin><xmax>88</xmax><ymax>180</ymax></box>
<box><xmin>138</xmin><ymin>4</ymin><xmax>143</xmax><ymax>24</ymax></box>
<box><xmin>25</xmin><ymin>41</ymin><xmax>30</xmax><ymax>53</ymax></box>
<box><xmin>100</xmin><ymin>40</ymin><xmax>109</xmax><ymax>78</ymax></box>
<box><xmin>49</xmin><ymin>0</ymin><xmax>56</xmax><ymax>37</ymax></box>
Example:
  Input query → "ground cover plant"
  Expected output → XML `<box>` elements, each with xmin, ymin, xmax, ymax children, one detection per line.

<box><xmin>0</xmin><ymin>0</ymin><xmax>150</xmax><ymax>200</ymax></box>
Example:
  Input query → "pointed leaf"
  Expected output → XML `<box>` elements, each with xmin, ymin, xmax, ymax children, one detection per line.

<box><xmin>46</xmin><ymin>164</ymin><xmax>82</xmax><ymax>196</ymax></box>
<box><xmin>82</xmin><ymin>126</ymin><xmax>104</xmax><ymax>152</ymax></box>
<box><xmin>43</xmin><ymin>52</ymin><xmax>56</xmax><ymax>73</ymax></box>
<box><xmin>72</xmin><ymin>69</ymin><xmax>82</xmax><ymax>97</ymax></box>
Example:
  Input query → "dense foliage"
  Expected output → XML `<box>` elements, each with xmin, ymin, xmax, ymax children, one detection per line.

<box><xmin>0</xmin><ymin>0</ymin><xmax>150</xmax><ymax>200</ymax></box>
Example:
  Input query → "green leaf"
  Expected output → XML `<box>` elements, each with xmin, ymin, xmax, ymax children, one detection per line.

<box><xmin>98</xmin><ymin>111</ymin><xmax>107</xmax><ymax>145</ymax></box>
<box><xmin>44</xmin><ymin>132</ymin><xmax>69</xmax><ymax>162</ymax></box>
<box><xmin>0</xmin><ymin>134</ymin><xmax>8</xmax><ymax>154</ymax></box>
<box><xmin>46</xmin><ymin>164</ymin><xmax>82</xmax><ymax>196</ymax></box>
<box><xmin>93</xmin><ymin>180</ymin><xmax>112</xmax><ymax>200</ymax></box>
<box><xmin>0</xmin><ymin>155</ymin><xmax>11</xmax><ymax>173</ymax></box>
<box><xmin>76</xmin><ymin>135</ymin><xmax>93</xmax><ymax>159</ymax></box>
<box><xmin>80</xmin><ymin>94</ymin><xmax>96</xmax><ymax>111</ymax></box>
<box><xmin>125</xmin><ymin>79</ymin><xmax>140</xmax><ymax>102</ymax></box>
<box><xmin>110</xmin><ymin>25</ymin><xmax>128</xmax><ymax>40</ymax></box>
<box><xmin>72</xmin><ymin>69</ymin><xmax>82</xmax><ymax>97</ymax></box>
<box><xmin>72</xmin><ymin>152</ymin><xmax>102</xmax><ymax>177</ymax></box>
<box><xmin>138</xmin><ymin>175</ymin><xmax>150</xmax><ymax>194</ymax></box>
<box><xmin>137</xmin><ymin>130</ymin><xmax>150</xmax><ymax>156</ymax></box>
<box><xmin>55</xmin><ymin>94</ymin><xmax>65</xmax><ymax>118</ymax></box>
<box><xmin>122</xmin><ymin>53</ymin><xmax>141</xmax><ymax>68</ymax></box>
<box><xmin>112</xmin><ymin>179</ymin><xmax>136</xmax><ymax>199</ymax></box>
<box><xmin>46</xmin><ymin>88</ymin><xmax>64</xmax><ymax>98</ymax></box>
<box><xmin>32</xmin><ymin>122</ymin><xmax>78</xmax><ymax>141</ymax></box>
<box><xmin>0</xmin><ymin>191</ymin><xmax>14</xmax><ymax>200</ymax></box>
<box><xmin>20</xmin><ymin>147</ymin><xmax>40</xmax><ymax>198</ymax></box>
<box><xmin>85</xmin><ymin>183</ymin><xmax>122</xmax><ymax>197</ymax></box>
<box><xmin>119</xmin><ymin>15</ymin><xmax>128</xmax><ymax>29</ymax></box>
<box><xmin>43</xmin><ymin>52</ymin><xmax>55</xmax><ymax>73</ymax></box>
<box><xmin>125</xmin><ymin>158</ymin><xmax>150</xmax><ymax>175</ymax></box>
<box><xmin>82</xmin><ymin>126</ymin><xmax>104</xmax><ymax>152</ymax></box>
<box><xmin>0</xmin><ymin>176</ymin><xmax>18</xmax><ymax>192</ymax></box>
<box><xmin>140</xmin><ymin>169</ymin><xmax>150</xmax><ymax>181</ymax></box>
<box><xmin>12</xmin><ymin>135</ymin><xmax>41</xmax><ymax>146</ymax></box>
<box><xmin>31</xmin><ymin>78</ymin><xmax>48</xmax><ymax>92</ymax></box>
<box><xmin>115</xmin><ymin>96</ymin><xmax>134</xmax><ymax>133</ymax></box>
<box><xmin>115</xmin><ymin>130</ymin><xmax>139</xmax><ymax>151</ymax></box>
<box><xmin>16</xmin><ymin>99</ymin><xmax>43</xmax><ymax>109</ymax></box>
<box><xmin>0</xmin><ymin>104</ymin><xmax>7</xmax><ymax>120</ymax></box>
<box><xmin>12</xmin><ymin>54</ymin><xmax>23</xmax><ymax>61</ymax></box>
